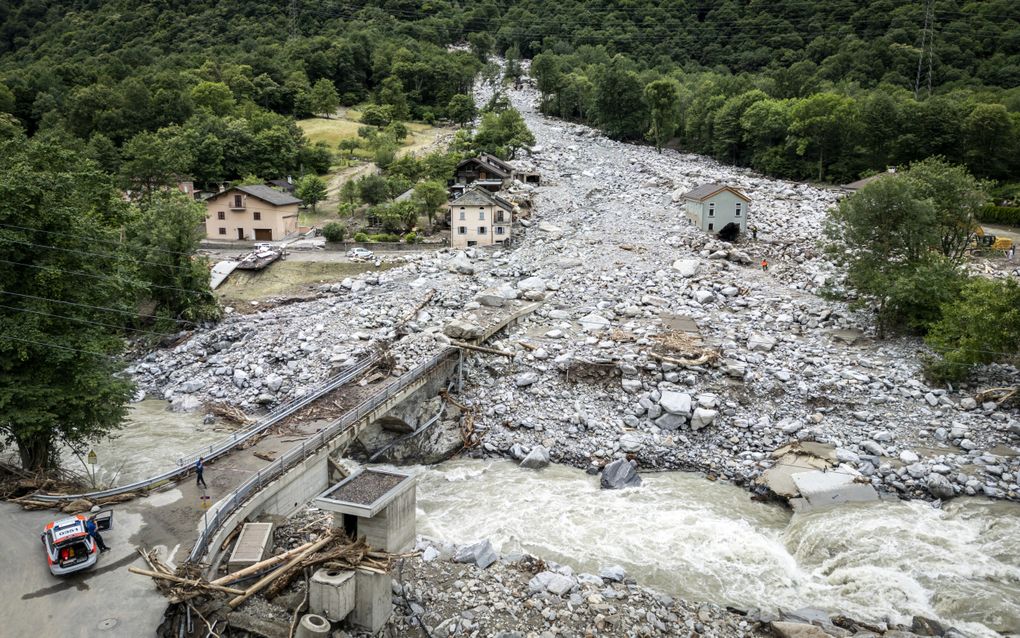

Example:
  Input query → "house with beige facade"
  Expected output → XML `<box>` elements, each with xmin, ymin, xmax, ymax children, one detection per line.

<box><xmin>204</xmin><ymin>185</ymin><xmax>302</xmax><ymax>242</ymax></box>
<box><xmin>681</xmin><ymin>183</ymin><xmax>751</xmax><ymax>235</ymax></box>
<box><xmin>448</xmin><ymin>187</ymin><xmax>513</xmax><ymax>249</ymax></box>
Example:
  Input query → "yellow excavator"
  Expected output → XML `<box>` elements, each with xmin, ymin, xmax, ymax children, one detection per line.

<box><xmin>972</xmin><ymin>225</ymin><xmax>1014</xmax><ymax>252</ymax></box>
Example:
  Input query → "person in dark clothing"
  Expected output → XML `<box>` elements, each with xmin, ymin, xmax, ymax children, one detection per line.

<box><xmin>195</xmin><ymin>457</ymin><xmax>208</xmax><ymax>488</ymax></box>
<box><xmin>85</xmin><ymin>513</ymin><xmax>109</xmax><ymax>553</ymax></box>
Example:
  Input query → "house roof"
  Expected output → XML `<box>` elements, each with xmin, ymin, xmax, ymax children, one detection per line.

<box><xmin>265</xmin><ymin>178</ymin><xmax>295</xmax><ymax>191</ymax></box>
<box><xmin>450</xmin><ymin>186</ymin><xmax>513</xmax><ymax>211</ymax></box>
<box><xmin>842</xmin><ymin>173</ymin><xmax>890</xmax><ymax>191</ymax></box>
<box><xmin>682</xmin><ymin>183</ymin><xmax>751</xmax><ymax>202</ymax></box>
<box><xmin>456</xmin><ymin>156</ymin><xmax>511</xmax><ymax>179</ymax></box>
<box><xmin>480</xmin><ymin>153</ymin><xmax>514</xmax><ymax>174</ymax></box>
<box><xmin>232</xmin><ymin>184</ymin><xmax>302</xmax><ymax>206</ymax></box>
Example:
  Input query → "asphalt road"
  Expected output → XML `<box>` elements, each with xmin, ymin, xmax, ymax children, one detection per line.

<box><xmin>0</xmin><ymin>502</ymin><xmax>166</xmax><ymax>637</ymax></box>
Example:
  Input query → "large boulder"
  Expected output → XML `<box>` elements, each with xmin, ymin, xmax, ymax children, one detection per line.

<box><xmin>520</xmin><ymin>446</ymin><xmax>550</xmax><ymax>470</ymax></box>
<box><xmin>170</xmin><ymin>395</ymin><xmax>203</xmax><ymax>413</ymax></box>
<box><xmin>690</xmin><ymin>408</ymin><xmax>718</xmax><ymax>430</ymax></box>
<box><xmin>453</xmin><ymin>540</ymin><xmax>498</xmax><ymax>569</ymax></box>
<box><xmin>447</xmin><ymin>252</ymin><xmax>475</xmax><ymax>275</ymax></box>
<box><xmin>443</xmin><ymin>319</ymin><xmax>484</xmax><ymax>340</ymax></box>
<box><xmin>600</xmin><ymin>459</ymin><xmax>642</xmax><ymax>489</ymax></box>
<box><xmin>747</xmin><ymin>334</ymin><xmax>777</xmax><ymax>352</ymax></box>
<box><xmin>926</xmin><ymin>472</ymin><xmax>955</xmax><ymax>500</ymax></box>
<box><xmin>659</xmin><ymin>391</ymin><xmax>692</xmax><ymax>416</ymax></box>
<box><xmin>528</xmin><ymin>571</ymin><xmax>576</xmax><ymax>596</ymax></box>
<box><xmin>672</xmin><ymin>259</ymin><xmax>700</xmax><ymax>278</ymax></box>
<box><xmin>770</xmin><ymin>622</ymin><xmax>830</xmax><ymax>638</ymax></box>
<box><xmin>514</xmin><ymin>371</ymin><xmax>540</xmax><ymax>387</ymax></box>
<box><xmin>517</xmin><ymin>277</ymin><xmax>547</xmax><ymax>292</ymax></box>
<box><xmin>475</xmin><ymin>288</ymin><xmax>507</xmax><ymax>307</ymax></box>
<box><xmin>578</xmin><ymin>313</ymin><xmax>611</xmax><ymax>332</ymax></box>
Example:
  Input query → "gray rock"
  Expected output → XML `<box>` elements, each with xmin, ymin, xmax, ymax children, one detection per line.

<box><xmin>517</xmin><ymin>277</ymin><xmax>547</xmax><ymax>292</ymax></box>
<box><xmin>601</xmin><ymin>459</ymin><xmax>642</xmax><ymax>489</ymax></box>
<box><xmin>619</xmin><ymin>433</ymin><xmax>643</xmax><ymax>453</ymax></box>
<box><xmin>659</xmin><ymin>391</ymin><xmax>692</xmax><ymax>416</ymax></box>
<box><xmin>520</xmin><ymin>446</ymin><xmax>550</xmax><ymax>470</ymax></box>
<box><xmin>475</xmin><ymin>289</ymin><xmax>506</xmax><ymax>307</ymax></box>
<box><xmin>672</xmin><ymin>259</ymin><xmax>700</xmax><ymax>277</ymax></box>
<box><xmin>927</xmin><ymin>473</ymin><xmax>955</xmax><ymax>500</ymax></box>
<box><xmin>578</xmin><ymin>313</ymin><xmax>611</xmax><ymax>332</ymax></box>
<box><xmin>654</xmin><ymin>412</ymin><xmax>687</xmax><ymax>431</ymax></box>
<box><xmin>453</xmin><ymin>540</ymin><xmax>498</xmax><ymax>569</ymax></box>
<box><xmin>899</xmin><ymin>450</ymin><xmax>920</xmax><ymax>464</ymax></box>
<box><xmin>528</xmin><ymin>571</ymin><xmax>575</xmax><ymax>596</ymax></box>
<box><xmin>232</xmin><ymin>369</ymin><xmax>249</xmax><ymax>388</ymax></box>
<box><xmin>599</xmin><ymin>565</ymin><xmax>626</xmax><ymax>582</ymax></box>
<box><xmin>515</xmin><ymin>371</ymin><xmax>540</xmax><ymax>387</ymax></box>
<box><xmin>179</xmin><ymin>379</ymin><xmax>204</xmax><ymax>393</ymax></box>
<box><xmin>169</xmin><ymin>395</ymin><xmax>202</xmax><ymax>413</ymax></box>
<box><xmin>443</xmin><ymin>319</ymin><xmax>484</xmax><ymax>340</ymax></box>
<box><xmin>747</xmin><ymin>334</ymin><xmax>777</xmax><ymax>352</ymax></box>
<box><xmin>447</xmin><ymin>252</ymin><xmax>475</xmax><ymax>275</ymax></box>
<box><xmin>265</xmin><ymin>374</ymin><xmax>283</xmax><ymax>392</ymax></box>
<box><xmin>690</xmin><ymin>408</ymin><xmax>718</xmax><ymax>430</ymax></box>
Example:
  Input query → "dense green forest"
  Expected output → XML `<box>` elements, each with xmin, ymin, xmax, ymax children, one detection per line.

<box><xmin>1</xmin><ymin>0</ymin><xmax>1018</xmax><ymax>185</ymax></box>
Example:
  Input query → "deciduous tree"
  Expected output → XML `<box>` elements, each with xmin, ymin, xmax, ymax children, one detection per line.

<box><xmin>295</xmin><ymin>174</ymin><xmax>327</xmax><ymax>213</ymax></box>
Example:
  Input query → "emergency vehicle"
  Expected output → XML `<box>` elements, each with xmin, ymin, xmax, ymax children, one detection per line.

<box><xmin>40</xmin><ymin>510</ymin><xmax>113</xmax><ymax>576</ymax></box>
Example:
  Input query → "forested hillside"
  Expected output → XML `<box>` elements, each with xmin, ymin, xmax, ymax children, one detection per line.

<box><xmin>1</xmin><ymin>0</ymin><xmax>1018</xmax><ymax>185</ymax></box>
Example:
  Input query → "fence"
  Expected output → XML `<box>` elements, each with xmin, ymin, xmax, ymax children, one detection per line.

<box><xmin>30</xmin><ymin>356</ymin><xmax>381</xmax><ymax>503</ymax></box>
<box><xmin>187</xmin><ymin>347</ymin><xmax>458</xmax><ymax>563</ymax></box>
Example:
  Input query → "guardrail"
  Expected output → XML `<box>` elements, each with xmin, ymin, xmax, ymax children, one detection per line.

<box><xmin>30</xmin><ymin>356</ymin><xmax>381</xmax><ymax>503</ymax></box>
<box><xmin>188</xmin><ymin>347</ymin><xmax>458</xmax><ymax>563</ymax></box>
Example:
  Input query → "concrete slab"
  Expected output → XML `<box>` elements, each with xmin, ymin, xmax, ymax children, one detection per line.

<box><xmin>210</xmin><ymin>260</ymin><xmax>239</xmax><ymax>289</ymax></box>
<box><xmin>758</xmin><ymin>452</ymin><xmax>831</xmax><ymax>498</ymax></box>
<box><xmin>791</xmin><ymin>470</ymin><xmax>879</xmax><ymax>510</ymax></box>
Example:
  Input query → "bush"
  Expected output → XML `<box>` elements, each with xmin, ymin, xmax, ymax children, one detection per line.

<box><xmin>403</xmin><ymin>231</ymin><xmax>417</xmax><ymax>243</ymax></box>
<box><xmin>367</xmin><ymin>233</ymin><xmax>400</xmax><ymax>242</ymax></box>
<box><xmin>353</xmin><ymin>232</ymin><xmax>369</xmax><ymax>242</ymax></box>
<box><xmin>977</xmin><ymin>205</ymin><xmax>1020</xmax><ymax>226</ymax></box>
<box><xmin>322</xmin><ymin>222</ymin><xmax>345</xmax><ymax>243</ymax></box>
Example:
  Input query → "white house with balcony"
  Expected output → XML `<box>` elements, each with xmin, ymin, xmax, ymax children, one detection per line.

<box><xmin>447</xmin><ymin>186</ymin><xmax>513</xmax><ymax>249</ymax></box>
<box><xmin>681</xmin><ymin>183</ymin><xmax>751</xmax><ymax>235</ymax></box>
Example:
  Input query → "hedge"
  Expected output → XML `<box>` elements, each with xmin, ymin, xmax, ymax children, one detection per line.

<box><xmin>977</xmin><ymin>205</ymin><xmax>1020</xmax><ymax>226</ymax></box>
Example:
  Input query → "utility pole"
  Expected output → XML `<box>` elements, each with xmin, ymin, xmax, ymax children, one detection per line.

<box><xmin>914</xmin><ymin>0</ymin><xmax>936</xmax><ymax>99</ymax></box>
<box><xmin>288</xmin><ymin>0</ymin><xmax>299</xmax><ymax>39</ymax></box>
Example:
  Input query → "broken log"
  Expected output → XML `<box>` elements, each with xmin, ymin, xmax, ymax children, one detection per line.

<box><xmin>648</xmin><ymin>351</ymin><xmax>715</xmax><ymax>367</ymax></box>
<box><xmin>210</xmin><ymin>540</ymin><xmax>315</xmax><ymax>586</ymax></box>
<box><xmin>450</xmin><ymin>340</ymin><xmax>515</xmax><ymax>358</ymax></box>
<box><xmin>228</xmin><ymin>534</ymin><xmax>333</xmax><ymax>608</ymax></box>
<box><xmin>128</xmin><ymin>566</ymin><xmax>246</xmax><ymax>595</ymax></box>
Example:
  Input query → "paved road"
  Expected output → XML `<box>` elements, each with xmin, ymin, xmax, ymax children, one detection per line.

<box><xmin>0</xmin><ymin>502</ymin><xmax>165</xmax><ymax>638</ymax></box>
<box><xmin>0</xmin><ymin>421</ymin><xmax>329</xmax><ymax>636</ymax></box>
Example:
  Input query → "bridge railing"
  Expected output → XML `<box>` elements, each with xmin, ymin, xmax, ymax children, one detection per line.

<box><xmin>187</xmin><ymin>347</ymin><xmax>457</xmax><ymax>563</ymax></box>
<box><xmin>30</xmin><ymin>356</ymin><xmax>381</xmax><ymax>503</ymax></box>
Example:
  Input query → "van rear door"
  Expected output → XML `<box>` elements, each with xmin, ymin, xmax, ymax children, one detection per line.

<box><xmin>93</xmin><ymin>509</ymin><xmax>113</xmax><ymax>531</ymax></box>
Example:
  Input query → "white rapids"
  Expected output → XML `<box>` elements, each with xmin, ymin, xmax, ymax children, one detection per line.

<box><xmin>415</xmin><ymin>459</ymin><xmax>1020</xmax><ymax>636</ymax></box>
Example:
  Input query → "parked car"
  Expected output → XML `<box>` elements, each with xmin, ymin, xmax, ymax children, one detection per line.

<box><xmin>41</xmin><ymin>510</ymin><xmax>113</xmax><ymax>576</ymax></box>
<box><xmin>347</xmin><ymin>247</ymin><xmax>374</xmax><ymax>259</ymax></box>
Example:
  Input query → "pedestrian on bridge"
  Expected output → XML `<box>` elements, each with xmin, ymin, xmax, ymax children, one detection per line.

<box><xmin>195</xmin><ymin>457</ymin><xmax>208</xmax><ymax>489</ymax></box>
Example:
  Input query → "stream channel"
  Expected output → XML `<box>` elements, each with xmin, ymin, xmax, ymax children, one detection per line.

<box><xmin>415</xmin><ymin>459</ymin><xmax>1020</xmax><ymax>637</ymax></box>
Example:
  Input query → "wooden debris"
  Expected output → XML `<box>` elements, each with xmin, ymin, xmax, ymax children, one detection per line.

<box><xmin>648</xmin><ymin>351</ymin><xmax>717</xmax><ymax>367</ymax></box>
<box><xmin>210</xmin><ymin>541</ymin><xmax>316</xmax><ymax>586</ymax></box>
<box><xmin>450</xmin><ymin>340</ymin><xmax>514</xmax><ymax>358</ymax></box>
<box><xmin>228</xmin><ymin>534</ymin><xmax>334</xmax><ymax>608</ymax></box>
<box><xmin>976</xmin><ymin>386</ymin><xmax>1018</xmax><ymax>406</ymax></box>
<box><xmin>128</xmin><ymin>566</ymin><xmax>246</xmax><ymax>596</ymax></box>
<box><xmin>253</xmin><ymin>451</ymin><xmax>276</xmax><ymax>462</ymax></box>
<box><xmin>208</xmin><ymin>402</ymin><xmax>251</xmax><ymax>425</ymax></box>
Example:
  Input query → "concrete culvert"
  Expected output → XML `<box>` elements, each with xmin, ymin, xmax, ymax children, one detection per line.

<box><xmin>296</xmin><ymin>613</ymin><xmax>330</xmax><ymax>638</ymax></box>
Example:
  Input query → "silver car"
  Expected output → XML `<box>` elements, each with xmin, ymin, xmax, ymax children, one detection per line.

<box><xmin>347</xmin><ymin>247</ymin><xmax>374</xmax><ymax>259</ymax></box>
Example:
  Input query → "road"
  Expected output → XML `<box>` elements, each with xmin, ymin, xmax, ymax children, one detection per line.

<box><xmin>0</xmin><ymin>502</ymin><xmax>165</xmax><ymax>638</ymax></box>
<box><xmin>0</xmin><ymin>420</ymin><xmax>330</xmax><ymax>636</ymax></box>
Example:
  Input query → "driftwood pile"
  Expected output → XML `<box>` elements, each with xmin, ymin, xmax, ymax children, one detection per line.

<box><xmin>649</xmin><ymin>330</ymin><xmax>719</xmax><ymax>367</ymax></box>
<box><xmin>138</xmin><ymin>530</ymin><xmax>395</xmax><ymax>638</ymax></box>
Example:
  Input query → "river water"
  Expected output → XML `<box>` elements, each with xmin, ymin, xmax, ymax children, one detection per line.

<box><xmin>415</xmin><ymin>460</ymin><xmax>1020</xmax><ymax>636</ymax></box>
<box><xmin>58</xmin><ymin>399</ymin><xmax>229</xmax><ymax>486</ymax></box>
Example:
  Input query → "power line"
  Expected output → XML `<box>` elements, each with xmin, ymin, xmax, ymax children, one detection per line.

<box><xmin>0</xmin><ymin>303</ymin><xmax>176</xmax><ymax>338</ymax></box>
<box><xmin>0</xmin><ymin>335</ymin><xmax>113</xmax><ymax>357</ymax></box>
<box><xmin>0</xmin><ymin>258</ymin><xmax>209</xmax><ymax>296</ymax></box>
<box><xmin>0</xmin><ymin>236</ymin><xmax>198</xmax><ymax>273</ymax></box>
<box><xmin>0</xmin><ymin>290</ymin><xmax>195</xmax><ymax>326</ymax></box>
<box><xmin>0</xmin><ymin>221</ymin><xmax>202</xmax><ymax>259</ymax></box>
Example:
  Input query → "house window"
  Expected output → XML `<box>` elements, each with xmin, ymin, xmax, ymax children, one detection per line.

<box><xmin>458</xmin><ymin>209</ymin><xmax>465</xmax><ymax>221</ymax></box>
<box><xmin>218</xmin><ymin>227</ymin><xmax>226</xmax><ymax>235</ymax></box>
<box><xmin>735</xmin><ymin>203</ymin><xmax>742</xmax><ymax>217</ymax></box>
<box><xmin>217</xmin><ymin>211</ymin><xmax>225</xmax><ymax>220</ymax></box>
<box><xmin>496</xmin><ymin>211</ymin><xmax>506</xmax><ymax>223</ymax></box>
<box><xmin>478</xmin><ymin>226</ymin><xmax>487</xmax><ymax>235</ymax></box>
<box><xmin>708</xmin><ymin>223</ymin><xmax>714</xmax><ymax>231</ymax></box>
<box><xmin>479</xmin><ymin>210</ymin><xmax>485</xmax><ymax>221</ymax></box>
<box><xmin>253</xmin><ymin>212</ymin><xmax>261</xmax><ymax>220</ymax></box>
<box><xmin>496</xmin><ymin>226</ymin><xmax>505</xmax><ymax>235</ymax></box>
<box><xmin>233</xmin><ymin>195</ymin><xmax>243</xmax><ymax>208</ymax></box>
<box><xmin>708</xmin><ymin>203</ymin><xmax>715</xmax><ymax>218</ymax></box>
<box><xmin>458</xmin><ymin>226</ymin><xmax>467</xmax><ymax>235</ymax></box>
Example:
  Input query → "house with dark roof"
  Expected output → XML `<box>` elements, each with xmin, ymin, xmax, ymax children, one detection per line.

<box><xmin>204</xmin><ymin>185</ymin><xmax>303</xmax><ymax>241</ymax></box>
<box><xmin>681</xmin><ymin>183</ymin><xmax>751</xmax><ymax>234</ymax></box>
<box><xmin>841</xmin><ymin>169</ymin><xmax>896</xmax><ymax>194</ymax></box>
<box><xmin>451</xmin><ymin>153</ymin><xmax>514</xmax><ymax>195</ymax></box>
<box><xmin>265</xmin><ymin>177</ymin><xmax>296</xmax><ymax>194</ymax></box>
<box><xmin>447</xmin><ymin>186</ymin><xmax>514</xmax><ymax>248</ymax></box>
